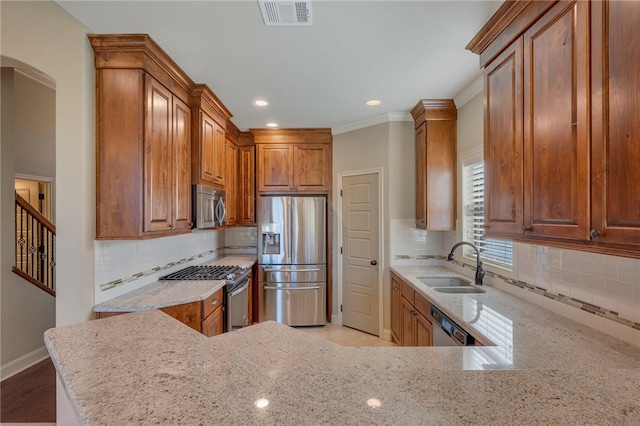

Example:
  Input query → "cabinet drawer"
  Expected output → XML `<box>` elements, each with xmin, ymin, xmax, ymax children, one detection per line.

<box><xmin>202</xmin><ymin>306</ymin><xmax>224</xmax><ymax>337</ymax></box>
<box><xmin>414</xmin><ymin>291</ymin><xmax>432</xmax><ymax>319</ymax></box>
<box><xmin>400</xmin><ymin>280</ymin><xmax>415</xmax><ymax>304</ymax></box>
<box><xmin>203</xmin><ymin>288</ymin><xmax>224</xmax><ymax>319</ymax></box>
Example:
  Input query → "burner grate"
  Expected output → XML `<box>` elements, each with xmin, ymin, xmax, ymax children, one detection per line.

<box><xmin>160</xmin><ymin>265</ymin><xmax>240</xmax><ymax>281</ymax></box>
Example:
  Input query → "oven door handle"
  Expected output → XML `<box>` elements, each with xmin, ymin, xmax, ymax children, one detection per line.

<box><xmin>264</xmin><ymin>268</ymin><xmax>320</xmax><ymax>273</ymax></box>
<box><xmin>230</xmin><ymin>280</ymin><xmax>250</xmax><ymax>297</ymax></box>
<box><xmin>263</xmin><ymin>286</ymin><xmax>321</xmax><ymax>291</ymax></box>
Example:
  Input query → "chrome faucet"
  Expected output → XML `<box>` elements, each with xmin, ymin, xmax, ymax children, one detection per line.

<box><xmin>447</xmin><ymin>241</ymin><xmax>484</xmax><ymax>286</ymax></box>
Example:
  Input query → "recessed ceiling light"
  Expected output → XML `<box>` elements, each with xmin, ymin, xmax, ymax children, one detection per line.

<box><xmin>266</xmin><ymin>122</ymin><xmax>278</xmax><ymax>128</ymax></box>
<box><xmin>252</xmin><ymin>100</ymin><xmax>269</xmax><ymax>106</ymax></box>
<box><xmin>366</xmin><ymin>100</ymin><xmax>382</xmax><ymax>106</ymax></box>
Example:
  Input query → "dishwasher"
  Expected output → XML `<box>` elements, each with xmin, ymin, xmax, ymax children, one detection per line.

<box><xmin>430</xmin><ymin>305</ymin><xmax>475</xmax><ymax>346</ymax></box>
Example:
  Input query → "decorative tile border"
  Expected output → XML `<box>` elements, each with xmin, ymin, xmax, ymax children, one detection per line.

<box><xmin>451</xmin><ymin>260</ymin><xmax>640</xmax><ymax>332</ymax></box>
<box><xmin>394</xmin><ymin>254</ymin><xmax>446</xmax><ymax>260</ymax></box>
<box><xmin>99</xmin><ymin>248</ymin><xmax>221</xmax><ymax>291</ymax></box>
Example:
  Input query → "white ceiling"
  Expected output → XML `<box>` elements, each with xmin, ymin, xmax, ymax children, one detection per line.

<box><xmin>57</xmin><ymin>0</ymin><xmax>502</xmax><ymax>132</ymax></box>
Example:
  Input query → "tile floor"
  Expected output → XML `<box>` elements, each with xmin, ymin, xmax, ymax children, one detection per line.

<box><xmin>296</xmin><ymin>324</ymin><xmax>396</xmax><ymax>347</ymax></box>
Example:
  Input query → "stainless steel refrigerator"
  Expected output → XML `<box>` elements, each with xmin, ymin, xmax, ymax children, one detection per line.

<box><xmin>258</xmin><ymin>196</ymin><xmax>326</xmax><ymax>326</ymax></box>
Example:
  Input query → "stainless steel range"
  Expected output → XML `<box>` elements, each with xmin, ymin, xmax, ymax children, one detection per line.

<box><xmin>160</xmin><ymin>265</ymin><xmax>251</xmax><ymax>332</ymax></box>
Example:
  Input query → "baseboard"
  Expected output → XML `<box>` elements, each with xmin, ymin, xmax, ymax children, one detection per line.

<box><xmin>1</xmin><ymin>345</ymin><xmax>50</xmax><ymax>381</ymax></box>
<box><xmin>380</xmin><ymin>328</ymin><xmax>392</xmax><ymax>342</ymax></box>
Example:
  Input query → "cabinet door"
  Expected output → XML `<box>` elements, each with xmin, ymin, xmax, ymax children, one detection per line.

<box><xmin>414</xmin><ymin>311</ymin><xmax>433</xmax><ymax>347</ymax></box>
<box><xmin>257</xmin><ymin>144</ymin><xmax>294</xmax><ymax>192</ymax></box>
<box><xmin>225</xmin><ymin>139</ymin><xmax>238</xmax><ymax>225</ymax></box>
<box><xmin>238</xmin><ymin>146</ymin><xmax>256</xmax><ymax>224</ymax></box>
<box><xmin>144</xmin><ymin>75</ymin><xmax>174</xmax><ymax>233</ymax></box>
<box><xmin>401</xmin><ymin>297</ymin><xmax>415</xmax><ymax>346</ymax></box>
<box><xmin>202</xmin><ymin>306</ymin><xmax>224</xmax><ymax>337</ymax></box>
<box><xmin>425</xmin><ymin>120</ymin><xmax>456</xmax><ymax>230</ymax></box>
<box><xmin>293</xmin><ymin>144</ymin><xmax>331</xmax><ymax>192</ymax></box>
<box><xmin>173</xmin><ymin>97</ymin><xmax>192</xmax><ymax>231</ymax></box>
<box><xmin>201</xmin><ymin>113</ymin><xmax>217</xmax><ymax>184</ymax></box>
<box><xmin>591</xmin><ymin>0</ymin><xmax>640</xmax><ymax>246</ymax></box>
<box><xmin>390</xmin><ymin>275</ymin><xmax>401</xmax><ymax>344</ymax></box>
<box><xmin>213</xmin><ymin>124</ymin><xmax>226</xmax><ymax>186</ymax></box>
<box><xmin>484</xmin><ymin>39</ymin><xmax>524</xmax><ymax>237</ymax></box>
<box><xmin>415</xmin><ymin>123</ymin><xmax>427</xmax><ymax>229</ymax></box>
<box><xmin>522</xmin><ymin>0</ymin><xmax>590</xmax><ymax>240</ymax></box>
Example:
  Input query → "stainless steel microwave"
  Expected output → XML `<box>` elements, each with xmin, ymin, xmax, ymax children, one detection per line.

<box><xmin>193</xmin><ymin>185</ymin><xmax>225</xmax><ymax>229</ymax></box>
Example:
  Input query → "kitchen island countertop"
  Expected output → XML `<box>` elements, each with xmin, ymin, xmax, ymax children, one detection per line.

<box><xmin>47</xmin><ymin>264</ymin><xmax>640</xmax><ymax>425</ymax></box>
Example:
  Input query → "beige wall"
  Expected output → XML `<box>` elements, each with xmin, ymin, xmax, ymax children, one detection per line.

<box><xmin>332</xmin><ymin>119</ymin><xmax>414</xmax><ymax>337</ymax></box>
<box><xmin>13</xmin><ymin>70</ymin><xmax>56</xmax><ymax>179</ymax></box>
<box><xmin>1</xmin><ymin>68</ymin><xmax>57</xmax><ymax>376</ymax></box>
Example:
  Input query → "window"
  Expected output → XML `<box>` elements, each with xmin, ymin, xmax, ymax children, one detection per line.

<box><xmin>463</xmin><ymin>159</ymin><xmax>513</xmax><ymax>269</ymax></box>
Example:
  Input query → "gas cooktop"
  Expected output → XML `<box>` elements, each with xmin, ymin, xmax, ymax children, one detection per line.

<box><xmin>160</xmin><ymin>265</ymin><xmax>246</xmax><ymax>282</ymax></box>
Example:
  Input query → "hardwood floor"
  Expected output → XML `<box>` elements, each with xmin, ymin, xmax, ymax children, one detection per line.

<box><xmin>1</xmin><ymin>358</ymin><xmax>56</xmax><ymax>423</ymax></box>
<box><xmin>297</xmin><ymin>323</ymin><xmax>396</xmax><ymax>347</ymax></box>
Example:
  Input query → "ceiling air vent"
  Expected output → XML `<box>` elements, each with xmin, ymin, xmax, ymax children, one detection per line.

<box><xmin>258</xmin><ymin>1</ymin><xmax>312</xmax><ymax>26</ymax></box>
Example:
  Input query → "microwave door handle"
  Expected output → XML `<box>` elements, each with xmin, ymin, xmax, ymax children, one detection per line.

<box><xmin>220</xmin><ymin>199</ymin><xmax>226</xmax><ymax>223</ymax></box>
<box><xmin>215</xmin><ymin>198</ymin><xmax>226</xmax><ymax>225</ymax></box>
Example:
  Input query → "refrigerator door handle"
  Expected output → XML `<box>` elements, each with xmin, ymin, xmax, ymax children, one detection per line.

<box><xmin>264</xmin><ymin>268</ymin><xmax>320</xmax><ymax>273</ymax></box>
<box><xmin>264</xmin><ymin>286</ymin><xmax>321</xmax><ymax>291</ymax></box>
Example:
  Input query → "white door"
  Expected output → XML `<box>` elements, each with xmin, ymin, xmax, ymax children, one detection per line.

<box><xmin>341</xmin><ymin>173</ymin><xmax>380</xmax><ymax>335</ymax></box>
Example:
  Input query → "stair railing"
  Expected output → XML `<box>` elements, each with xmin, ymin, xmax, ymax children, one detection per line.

<box><xmin>13</xmin><ymin>191</ymin><xmax>56</xmax><ymax>297</ymax></box>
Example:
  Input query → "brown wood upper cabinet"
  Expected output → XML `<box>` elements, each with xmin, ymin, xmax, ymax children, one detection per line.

<box><xmin>237</xmin><ymin>133</ymin><xmax>256</xmax><ymax>224</ymax></box>
<box><xmin>254</xmin><ymin>129</ymin><xmax>332</xmax><ymax>193</ymax></box>
<box><xmin>411</xmin><ymin>100</ymin><xmax>457</xmax><ymax>230</ymax></box>
<box><xmin>225</xmin><ymin>137</ymin><xmax>238</xmax><ymax>225</ymax></box>
<box><xmin>468</xmin><ymin>0</ymin><xmax>640</xmax><ymax>257</ymax></box>
<box><xmin>90</xmin><ymin>35</ymin><xmax>194</xmax><ymax>239</ymax></box>
<box><xmin>189</xmin><ymin>85</ymin><xmax>232</xmax><ymax>189</ymax></box>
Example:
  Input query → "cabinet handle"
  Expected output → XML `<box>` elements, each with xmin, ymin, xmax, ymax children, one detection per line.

<box><xmin>393</xmin><ymin>285</ymin><xmax>399</xmax><ymax>291</ymax></box>
<box><xmin>204</xmin><ymin>172</ymin><xmax>213</xmax><ymax>176</ymax></box>
<box><xmin>590</xmin><ymin>229</ymin><xmax>601</xmax><ymax>239</ymax></box>
<box><xmin>211</xmin><ymin>298</ymin><xmax>219</xmax><ymax>305</ymax></box>
<box><xmin>523</xmin><ymin>226</ymin><xmax>532</xmax><ymax>233</ymax></box>
<box><xmin>167</xmin><ymin>224</ymin><xmax>172</xmax><ymax>229</ymax></box>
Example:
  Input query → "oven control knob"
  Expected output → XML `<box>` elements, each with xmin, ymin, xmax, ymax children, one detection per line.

<box><xmin>227</xmin><ymin>273</ymin><xmax>235</xmax><ymax>280</ymax></box>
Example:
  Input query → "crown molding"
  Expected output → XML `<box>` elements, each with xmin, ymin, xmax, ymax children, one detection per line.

<box><xmin>454</xmin><ymin>76</ymin><xmax>483</xmax><ymax>109</ymax></box>
<box><xmin>332</xmin><ymin>112</ymin><xmax>412</xmax><ymax>135</ymax></box>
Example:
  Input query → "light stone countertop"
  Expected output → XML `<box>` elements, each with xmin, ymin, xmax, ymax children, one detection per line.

<box><xmin>93</xmin><ymin>255</ymin><xmax>256</xmax><ymax>312</ymax></box>
<box><xmin>46</xmin><ymin>264</ymin><xmax>640</xmax><ymax>425</ymax></box>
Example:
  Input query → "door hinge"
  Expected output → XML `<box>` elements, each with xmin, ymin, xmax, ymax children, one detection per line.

<box><xmin>340</xmin><ymin>304</ymin><xmax>343</xmax><ymax>312</ymax></box>
<box><xmin>340</xmin><ymin>247</ymin><xmax>343</xmax><ymax>254</ymax></box>
<box><xmin>340</xmin><ymin>189</ymin><xmax>343</xmax><ymax>197</ymax></box>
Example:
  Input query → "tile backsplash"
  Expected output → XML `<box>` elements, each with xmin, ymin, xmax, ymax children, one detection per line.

<box><xmin>390</xmin><ymin>219</ymin><xmax>444</xmax><ymax>266</ymax></box>
<box><xmin>224</xmin><ymin>226</ymin><xmax>258</xmax><ymax>255</ymax></box>
<box><xmin>94</xmin><ymin>230</ymin><xmax>223</xmax><ymax>304</ymax></box>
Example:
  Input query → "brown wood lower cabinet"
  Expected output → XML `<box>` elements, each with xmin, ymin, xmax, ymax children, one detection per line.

<box><xmin>95</xmin><ymin>288</ymin><xmax>224</xmax><ymax>337</ymax></box>
<box><xmin>391</xmin><ymin>272</ymin><xmax>433</xmax><ymax>347</ymax></box>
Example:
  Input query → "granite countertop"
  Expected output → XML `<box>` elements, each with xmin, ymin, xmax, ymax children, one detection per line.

<box><xmin>47</xmin><ymin>264</ymin><xmax>640</xmax><ymax>425</ymax></box>
<box><xmin>93</xmin><ymin>255</ymin><xmax>256</xmax><ymax>312</ymax></box>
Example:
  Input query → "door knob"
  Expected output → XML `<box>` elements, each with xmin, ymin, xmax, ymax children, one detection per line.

<box><xmin>371</xmin><ymin>260</ymin><xmax>377</xmax><ymax>266</ymax></box>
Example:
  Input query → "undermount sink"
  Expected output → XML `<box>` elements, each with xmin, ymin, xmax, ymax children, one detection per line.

<box><xmin>434</xmin><ymin>287</ymin><xmax>486</xmax><ymax>294</ymax></box>
<box><xmin>417</xmin><ymin>276</ymin><xmax>472</xmax><ymax>287</ymax></box>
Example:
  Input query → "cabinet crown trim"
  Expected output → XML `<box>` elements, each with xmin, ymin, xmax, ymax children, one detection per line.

<box><xmin>251</xmin><ymin>128</ymin><xmax>333</xmax><ymax>144</ymax></box>
<box><xmin>89</xmin><ymin>34</ymin><xmax>193</xmax><ymax>94</ymax></box>
<box><xmin>189</xmin><ymin>84</ymin><xmax>233</xmax><ymax>124</ymax></box>
<box><xmin>411</xmin><ymin>99</ymin><xmax>457</xmax><ymax>123</ymax></box>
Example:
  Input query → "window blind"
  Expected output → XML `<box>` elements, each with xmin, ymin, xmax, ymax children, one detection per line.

<box><xmin>463</xmin><ymin>161</ymin><xmax>513</xmax><ymax>268</ymax></box>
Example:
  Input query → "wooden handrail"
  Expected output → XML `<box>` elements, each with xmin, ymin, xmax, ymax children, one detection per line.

<box><xmin>15</xmin><ymin>191</ymin><xmax>56</xmax><ymax>234</ymax></box>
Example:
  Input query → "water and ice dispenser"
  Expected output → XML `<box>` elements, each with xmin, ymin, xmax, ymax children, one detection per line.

<box><xmin>261</xmin><ymin>223</ymin><xmax>281</xmax><ymax>254</ymax></box>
